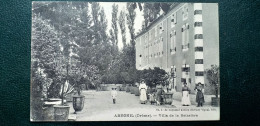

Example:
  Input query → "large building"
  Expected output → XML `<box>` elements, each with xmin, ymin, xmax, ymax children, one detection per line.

<box><xmin>135</xmin><ymin>3</ymin><xmax>219</xmax><ymax>93</ymax></box>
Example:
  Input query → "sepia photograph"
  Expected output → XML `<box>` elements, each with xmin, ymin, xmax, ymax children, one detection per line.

<box><xmin>30</xmin><ymin>1</ymin><xmax>220</xmax><ymax>121</ymax></box>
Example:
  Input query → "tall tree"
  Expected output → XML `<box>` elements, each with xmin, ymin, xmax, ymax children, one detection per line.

<box><xmin>99</xmin><ymin>7</ymin><xmax>108</xmax><ymax>43</ymax></box>
<box><xmin>143</xmin><ymin>3</ymin><xmax>160</xmax><ymax>28</ymax></box>
<box><xmin>111</xmin><ymin>3</ymin><xmax>119</xmax><ymax>50</ymax></box>
<box><xmin>118</xmin><ymin>10</ymin><xmax>126</xmax><ymax>48</ymax></box>
<box><xmin>142</xmin><ymin>3</ymin><xmax>174</xmax><ymax>28</ymax></box>
<box><xmin>31</xmin><ymin>13</ymin><xmax>65</xmax><ymax>98</ymax></box>
<box><xmin>126</xmin><ymin>2</ymin><xmax>136</xmax><ymax>47</ymax></box>
<box><xmin>91</xmin><ymin>2</ymin><xmax>101</xmax><ymax>45</ymax></box>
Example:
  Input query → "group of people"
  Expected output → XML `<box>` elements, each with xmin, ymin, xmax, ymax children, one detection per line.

<box><xmin>181</xmin><ymin>82</ymin><xmax>205</xmax><ymax>107</ymax></box>
<box><xmin>110</xmin><ymin>80</ymin><xmax>205</xmax><ymax>107</ymax></box>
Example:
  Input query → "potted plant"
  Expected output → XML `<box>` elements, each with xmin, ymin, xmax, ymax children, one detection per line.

<box><xmin>205</xmin><ymin>65</ymin><xmax>220</xmax><ymax>107</ymax></box>
<box><xmin>53</xmin><ymin>61</ymin><xmax>71</xmax><ymax>121</ymax></box>
<box><xmin>71</xmin><ymin>65</ymin><xmax>100</xmax><ymax>114</ymax></box>
<box><xmin>130</xmin><ymin>85</ymin><xmax>135</xmax><ymax>94</ymax></box>
<box><xmin>134</xmin><ymin>85</ymin><xmax>140</xmax><ymax>96</ymax></box>
<box><xmin>72</xmin><ymin>78</ymin><xmax>85</xmax><ymax>114</ymax></box>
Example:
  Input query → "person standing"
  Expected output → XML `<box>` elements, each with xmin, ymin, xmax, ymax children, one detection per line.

<box><xmin>181</xmin><ymin>82</ymin><xmax>191</xmax><ymax>106</ymax></box>
<box><xmin>139</xmin><ymin>80</ymin><xmax>148</xmax><ymax>104</ymax></box>
<box><xmin>111</xmin><ymin>87</ymin><xmax>117</xmax><ymax>104</ymax></box>
<box><xmin>155</xmin><ymin>83</ymin><xmax>163</xmax><ymax>105</ymax></box>
<box><xmin>195</xmin><ymin>82</ymin><xmax>205</xmax><ymax>107</ymax></box>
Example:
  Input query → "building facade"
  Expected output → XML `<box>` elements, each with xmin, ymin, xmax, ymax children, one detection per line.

<box><xmin>135</xmin><ymin>3</ymin><xmax>219</xmax><ymax>93</ymax></box>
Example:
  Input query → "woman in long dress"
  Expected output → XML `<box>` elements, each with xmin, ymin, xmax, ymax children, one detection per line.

<box><xmin>139</xmin><ymin>80</ymin><xmax>148</xmax><ymax>104</ymax></box>
<box><xmin>195</xmin><ymin>82</ymin><xmax>205</xmax><ymax>107</ymax></box>
<box><xmin>156</xmin><ymin>83</ymin><xmax>163</xmax><ymax>104</ymax></box>
<box><xmin>181</xmin><ymin>82</ymin><xmax>191</xmax><ymax>106</ymax></box>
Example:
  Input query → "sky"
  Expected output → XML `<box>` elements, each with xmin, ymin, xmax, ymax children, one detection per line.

<box><xmin>99</xmin><ymin>2</ymin><xmax>144</xmax><ymax>50</ymax></box>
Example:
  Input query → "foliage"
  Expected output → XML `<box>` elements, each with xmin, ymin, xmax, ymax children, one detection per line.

<box><xmin>126</xmin><ymin>2</ymin><xmax>136</xmax><ymax>47</ymax></box>
<box><xmin>142</xmin><ymin>3</ymin><xmax>173</xmax><ymax>28</ymax></box>
<box><xmin>137</xmin><ymin>67</ymin><xmax>169</xmax><ymax>88</ymax></box>
<box><xmin>205</xmin><ymin>65</ymin><xmax>220</xmax><ymax>97</ymax></box>
<box><xmin>118</xmin><ymin>10</ymin><xmax>127</xmax><ymax>48</ymax></box>
<box><xmin>111</xmin><ymin>3</ymin><xmax>119</xmax><ymax>50</ymax></box>
<box><xmin>31</xmin><ymin>14</ymin><xmax>65</xmax><ymax>98</ymax></box>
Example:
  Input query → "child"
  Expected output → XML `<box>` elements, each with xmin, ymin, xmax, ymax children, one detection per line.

<box><xmin>149</xmin><ymin>93</ymin><xmax>156</xmax><ymax>105</ymax></box>
<box><xmin>111</xmin><ymin>88</ymin><xmax>117</xmax><ymax>104</ymax></box>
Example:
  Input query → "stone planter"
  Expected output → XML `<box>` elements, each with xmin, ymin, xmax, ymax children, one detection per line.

<box><xmin>116</xmin><ymin>86</ymin><xmax>120</xmax><ymax>91</ymax></box>
<box><xmin>134</xmin><ymin>87</ymin><xmax>140</xmax><ymax>96</ymax></box>
<box><xmin>120</xmin><ymin>86</ymin><xmax>126</xmax><ymax>91</ymax></box>
<box><xmin>53</xmin><ymin>105</ymin><xmax>70</xmax><ymax>121</ymax></box>
<box><xmin>42</xmin><ymin>98</ymin><xmax>62</xmax><ymax>121</ymax></box>
<box><xmin>73</xmin><ymin>95</ymin><xmax>85</xmax><ymax>114</ymax></box>
<box><xmin>42</xmin><ymin>104</ymin><xmax>54</xmax><ymax>121</ymax></box>
<box><xmin>211</xmin><ymin>97</ymin><xmax>220</xmax><ymax>107</ymax></box>
<box><xmin>126</xmin><ymin>86</ymin><xmax>130</xmax><ymax>92</ymax></box>
<box><xmin>130</xmin><ymin>87</ymin><xmax>135</xmax><ymax>94</ymax></box>
<box><xmin>164</xmin><ymin>93</ymin><xmax>173</xmax><ymax>104</ymax></box>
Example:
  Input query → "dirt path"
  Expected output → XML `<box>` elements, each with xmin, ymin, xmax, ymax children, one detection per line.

<box><xmin>72</xmin><ymin>90</ymin><xmax>219</xmax><ymax>121</ymax></box>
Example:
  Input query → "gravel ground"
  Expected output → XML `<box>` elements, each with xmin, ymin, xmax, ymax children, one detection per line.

<box><xmin>68</xmin><ymin>90</ymin><xmax>219</xmax><ymax>121</ymax></box>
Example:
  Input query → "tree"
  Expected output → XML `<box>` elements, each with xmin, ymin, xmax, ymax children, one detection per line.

<box><xmin>91</xmin><ymin>2</ymin><xmax>102</xmax><ymax>45</ymax></box>
<box><xmin>31</xmin><ymin>13</ymin><xmax>65</xmax><ymax>98</ymax></box>
<box><xmin>118</xmin><ymin>10</ymin><xmax>127</xmax><ymax>48</ymax></box>
<box><xmin>143</xmin><ymin>3</ymin><xmax>160</xmax><ymax>28</ymax></box>
<box><xmin>126</xmin><ymin>2</ymin><xmax>136</xmax><ymax>47</ymax></box>
<box><xmin>139</xmin><ymin>67</ymin><xmax>169</xmax><ymax>88</ymax></box>
<box><xmin>142</xmin><ymin>3</ymin><xmax>174</xmax><ymax>28</ymax></box>
<box><xmin>99</xmin><ymin>7</ymin><xmax>108</xmax><ymax>44</ymax></box>
<box><xmin>205</xmin><ymin>65</ymin><xmax>220</xmax><ymax>98</ymax></box>
<box><xmin>111</xmin><ymin>3</ymin><xmax>119</xmax><ymax>50</ymax></box>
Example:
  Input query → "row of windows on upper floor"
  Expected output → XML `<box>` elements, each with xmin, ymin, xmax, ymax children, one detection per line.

<box><xmin>139</xmin><ymin>4</ymin><xmax>189</xmax><ymax>42</ymax></box>
<box><xmin>139</xmin><ymin>21</ymin><xmax>202</xmax><ymax>46</ymax></box>
<box><xmin>139</xmin><ymin>25</ymin><xmax>204</xmax><ymax>59</ymax></box>
<box><xmin>139</xmin><ymin>4</ymin><xmax>202</xmax><ymax>42</ymax></box>
<box><xmin>141</xmin><ymin>23</ymin><xmax>193</xmax><ymax>52</ymax></box>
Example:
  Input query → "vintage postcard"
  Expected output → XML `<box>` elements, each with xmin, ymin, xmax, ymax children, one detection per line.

<box><xmin>30</xmin><ymin>1</ymin><xmax>219</xmax><ymax>121</ymax></box>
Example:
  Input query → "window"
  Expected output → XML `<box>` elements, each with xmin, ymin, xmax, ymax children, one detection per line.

<box><xmin>145</xmin><ymin>34</ymin><xmax>148</xmax><ymax>44</ymax></box>
<box><xmin>149</xmin><ymin>31</ymin><xmax>152</xmax><ymax>41</ymax></box>
<box><xmin>159</xmin><ymin>22</ymin><xmax>163</xmax><ymax>34</ymax></box>
<box><xmin>182</xmin><ymin>23</ymin><xmax>189</xmax><ymax>51</ymax></box>
<box><xmin>170</xmin><ymin>30</ymin><xmax>176</xmax><ymax>54</ymax></box>
<box><xmin>139</xmin><ymin>54</ymin><xmax>142</xmax><ymax>67</ymax></box>
<box><xmin>155</xmin><ymin>27</ymin><xmax>157</xmax><ymax>37</ymax></box>
<box><xmin>157</xmin><ymin>25</ymin><xmax>160</xmax><ymax>36</ymax></box>
<box><xmin>156</xmin><ymin>39</ymin><xmax>159</xmax><ymax>56</ymax></box>
<box><xmin>171</xmin><ymin>13</ymin><xmax>177</xmax><ymax>28</ymax></box>
<box><xmin>160</xmin><ymin>37</ymin><xmax>163</xmax><ymax>57</ymax></box>
<box><xmin>182</xmin><ymin>4</ymin><xmax>188</xmax><ymax>21</ymax></box>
